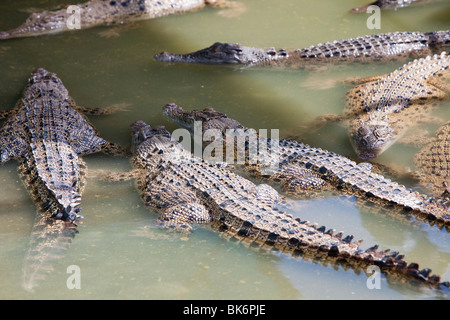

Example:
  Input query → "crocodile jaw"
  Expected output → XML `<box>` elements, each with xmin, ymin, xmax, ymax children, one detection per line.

<box><xmin>155</xmin><ymin>42</ymin><xmax>278</xmax><ymax>65</ymax></box>
<box><xmin>155</xmin><ymin>42</ymin><xmax>246</xmax><ymax>64</ymax></box>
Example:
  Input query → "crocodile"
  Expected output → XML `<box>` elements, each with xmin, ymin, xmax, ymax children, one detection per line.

<box><xmin>102</xmin><ymin>119</ymin><xmax>450</xmax><ymax>290</ymax></box>
<box><xmin>0</xmin><ymin>67</ymin><xmax>126</xmax><ymax>222</ymax></box>
<box><xmin>0</xmin><ymin>0</ymin><xmax>242</xmax><ymax>40</ymax></box>
<box><xmin>154</xmin><ymin>30</ymin><xmax>450</xmax><ymax>67</ymax></box>
<box><xmin>350</xmin><ymin>0</ymin><xmax>444</xmax><ymax>13</ymax></box>
<box><xmin>312</xmin><ymin>52</ymin><xmax>450</xmax><ymax>160</ymax></box>
<box><xmin>0</xmin><ymin>68</ymin><xmax>127</xmax><ymax>290</ymax></box>
<box><xmin>162</xmin><ymin>103</ymin><xmax>450</xmax><ymax>229</ymax></box>
<box><xmin>414</xmin><ymin>122</ymin><xmax>450</xmax><ymax>199</ymax></box>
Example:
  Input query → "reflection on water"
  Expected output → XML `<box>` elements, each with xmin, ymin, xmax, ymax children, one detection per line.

<box><xmin>0</xmin><ymin>0</ymin><xmax>449</xmax><ymax>299</ymax></box>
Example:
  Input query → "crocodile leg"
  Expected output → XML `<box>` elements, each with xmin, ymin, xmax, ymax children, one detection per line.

<box><xmin>159</xmin><ymin>202</ymin><xmax>212</xmax><ymax>231</ymax></box>
<box><xmin>75</xmin><ymin>103</ymin><xmax>130</xmax><ymax>116</ymax></box>
<box><xmin>0</xmin><ymin>110</ymin><xmax>15</xmax><ymax>119</ymax></box>
<box><xmin>100</xmin><ymin>168</ymin><xmax>142</xmax><ymax>182</ymax></box>
<box><xmin>250</xmin><ymin>163</ymin><xmax>331</xmax><ymax>195</ymax></box>
<box><xmin>0</xmin><ymin>106</ymin><xmax>31</xmax><ymax>163</ymax></box>
<box><xmin>426</xmin><ymin>76</ymin><xmax>450</xmax><ymax>96</ymax></box>
<box><xmin>98</xmin><ymin>141</ymin><xmax>130</xmax><ymax>157</ymax></box>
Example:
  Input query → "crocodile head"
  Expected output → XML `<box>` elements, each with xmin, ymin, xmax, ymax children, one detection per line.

<box><xmin>163</xmin><ymin>103</ymin><xmax>243</xmax><ymax>133</ymax></box>
<box><xmin>130</xmin><ymin>120</ymin><xmax>173</xmax><ymax>153</ymax></box>
<box><xmin>155</xmin><ymin>42</ymin><xmax>271</xmax><ymax>65</ymax></box>
<box><xmin>350</xmin><ymin>119</ymin><xmax>394</xmax><ymax>159</ymax></box>
<box><xmin>24</xmin><ymin>68</ymin><xmax>69</xmax><ymax>99</ymax></box>
<box><xmin>0</xmin><ymin>10</ymin><xmax>67</xmax><ymax>40</ymax></box>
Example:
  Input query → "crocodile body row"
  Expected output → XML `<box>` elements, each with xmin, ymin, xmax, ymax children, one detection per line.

<box><xmin>350</xmin><ymin>0</ymin><xmax>442</xmax><ymax>12</ymax></box>
<box><xmin>343</xmin><ymin>52</ymin><xmax>450</xmax><ymax>159</ymax></box>
<box><xmin>0</xmin><ymin>0</ymin><xmax>237</xmax><ymax>40</ymax></box>
<box><xmin>154</xmin><ymin>31</ymin><xmax>450</xmax><ymax>67</ymax></box>
<box><xmin>104</xmin><ymin>119</ymin><xmax>449</xmax><ymax>289</ymax></box>
<box><xmin>414</xmin><ymin>122</ymin><xmax>450</xmax><ymax>198</ymax></box>
<box><xmin>163</xmin><ymin>103</ymin><xmax>450</xmax><ymax>229</ymax></box>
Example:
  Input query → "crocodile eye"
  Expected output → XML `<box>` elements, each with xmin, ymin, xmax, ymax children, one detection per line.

<box><xmin>359</xmin><ymin>139</ymin><xmax>368</xmax><ymax>147</ymax></box>
<box><xmin>357</xmin><ymin>126</ymin><xmax>369</xmax><ymax>137</ymax></box>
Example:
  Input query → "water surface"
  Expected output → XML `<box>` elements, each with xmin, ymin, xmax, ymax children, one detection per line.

<box><xmin>0</xmin><ymin>0</ymin><xmax>449</xmax><ymax>300</ymax></box>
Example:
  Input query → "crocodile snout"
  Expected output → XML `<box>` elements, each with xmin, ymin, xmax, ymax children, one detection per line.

<box><xmin>154</xmin><ymin>51</ymin><xmax>174</xmax><ymax>62</ymax></box>
<box><xmin>162</xmin><ymin>102</ymin><xmax>182</xmax><ymax>116</ymax></box>
<box><xmin>0</xmin><ymin>31</ymin><xmax>10</xmax><ymax>39</ymax></box>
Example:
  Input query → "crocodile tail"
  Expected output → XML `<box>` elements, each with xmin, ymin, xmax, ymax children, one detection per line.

<box><xmin>286</xmin><ymin>220</ymin><xmax>448</xmax><ymax>289</ymax></box>
<box><xmin>54</xmin><ymin>190</ymin><xmax>83</xmax><ymax>221</ymax></box>
<box><xmin>21</xmin><ymin>208</ymin><xmax>78</xmax><ymax>292</ymax></box>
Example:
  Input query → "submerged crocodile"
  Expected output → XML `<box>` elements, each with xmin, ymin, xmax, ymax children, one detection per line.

<box><xmin>19</xmin><ymin>168</ymin><xmax>80</xmax><ymax>292</ymax></box>
<box><xmin>0</xmin><ymin>68</ymin><xmax>126</xmax><ymax>290</ymax></box>
<box><xmin>350</xmin><ymin>0</ymin><xmax>443</xmax><ymax>12</ymax></box>
<box><xmin>0</xmin><ymin>0</ymin><xmax>241</xmax><ymax>40</ymax></box>
<box><xmin>312</xmin><ymin>52</ymin><xmax>450</xmax><ymax>160</ymax></box>
<box><xmin>163</xmin><ymin>103</ymin><xmax>450</xmax><ymax>229</ymax></box>
<box><xmin>155</xmin><ymin>30</ymin><xmax>450</xmax><ymax>67</ymax></box>
<box><xmin>0</xmin><ymin>68</ymin><xmax>125</xmax><ymax>222</ymax></box>
<box><xmin>103</xmin><ymin>119</ymin><xmax>449</xmax><ymax>289</ymax></box>
<box><xmin>414</xmin><ymin>122</ymin><xmax>450</xmax><ymax>199</ymax></box>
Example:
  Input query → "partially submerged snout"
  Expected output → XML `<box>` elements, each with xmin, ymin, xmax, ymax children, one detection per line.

<box><xmin>154</xmin><ymin>42</ymin><xmax>245</xmax><ymax>64</ymax></box>
<box><xmin>27</xmin><ymin>68</ymin><xmax>62</xmax><ymax>86</ymax></box>
<box><xmin>350</xmin><ymin>120</ymin><xmax>394</xmax><ymax>160</ymax></box>
<box><xmin>24</xmin><ymin>68</ymin><xmax>68</xmax><ymax>98</ymax></box>
<box><xmin>30</xmin><ymin>68</ymin><xmax>54</xmax><ymax>80</ymax></box>
<box><xmin>163</xmin><ymin>103</ymin><xmax>243</xmax><ymax>133</ymax></box>
<box><xmin>130</xmin><ymin>120</ymin><xmax>170</xmax><ymax>151</ymax></box>
<box><xmin>154</xmin><ymin>51</ymin><xmax>178</xmax><ymax>63</ymax></box>
<box><xmin>162</xmin><ymin>103</ymin><xmax>184</xmax><ymax>119</ymax></box>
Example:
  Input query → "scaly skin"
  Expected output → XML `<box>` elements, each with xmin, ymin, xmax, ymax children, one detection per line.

<box><xmin>18</xmin><ymin>156</ymin><xmax>81</xmax><ymax>292</ymax></box>
<box><xmin>414</xmin><ymin>122</ymin><xmax>450</xmax><ymax>198</ymax></box>
<box><xmin>155</xmin><ymin>31</ymin><xmax>450</xmax><ymax>67</ymax></box>
<box><xmin>350</xmin><ymin>0</ymin><xmax>441</xmax><ymax>12</ymax></box>
<box><xmin>337</xmin><ymin>52</ymin><xmax>450</xmax><ymax>160</ymax></box>
<box><xmin>162</xmin><ymin>103</ymin><xmax>450</xmax><ymax>229</ymax></box>
<box><xmin>103</xmin><ymin>120</ymin><xmax>450</xmax><ymax>289</ymax></box>
<box><xmin>0</xmin><ymin>68</ymin><xmax>126</xmax><ymax>221</ymax></box>
<box><xmin>0</xmin><ymin>68</ymin><xmax>126</xmax><ymax>290</ymax></box>
<box><xmin>0</xmin><ymin>0</ymin><xmax>239</xmax><ymax>40</ymax></box>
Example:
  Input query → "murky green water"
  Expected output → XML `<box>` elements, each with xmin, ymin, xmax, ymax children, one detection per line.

<box><xmin>0</xmin><ymin>0</ymin><xmax>449</xmax><ymax>300</ymax></box>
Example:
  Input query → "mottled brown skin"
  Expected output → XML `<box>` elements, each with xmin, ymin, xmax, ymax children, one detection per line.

<box><xmin>155</xmin><ymin>31</ymin><xmax>450</xmax><ymax>67</ymax></box>
<box><xmin>163</xmin><ymin>103</ymin><xmax>450</xmax><ymax>229</ymax></box>
<box><xmin>0</xmin><ymin>0</ymin><xmax>241</xmax><ymax>40</ymax></box>
<box><xmin>414</xmin><ymin>122</ymin><xmax>450</xmax><ymax>198</ymax></box>
<box><xmin>102</xmin><ymin>120</ymin><xmax>449</xmax><ymax>289</ymax></box>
